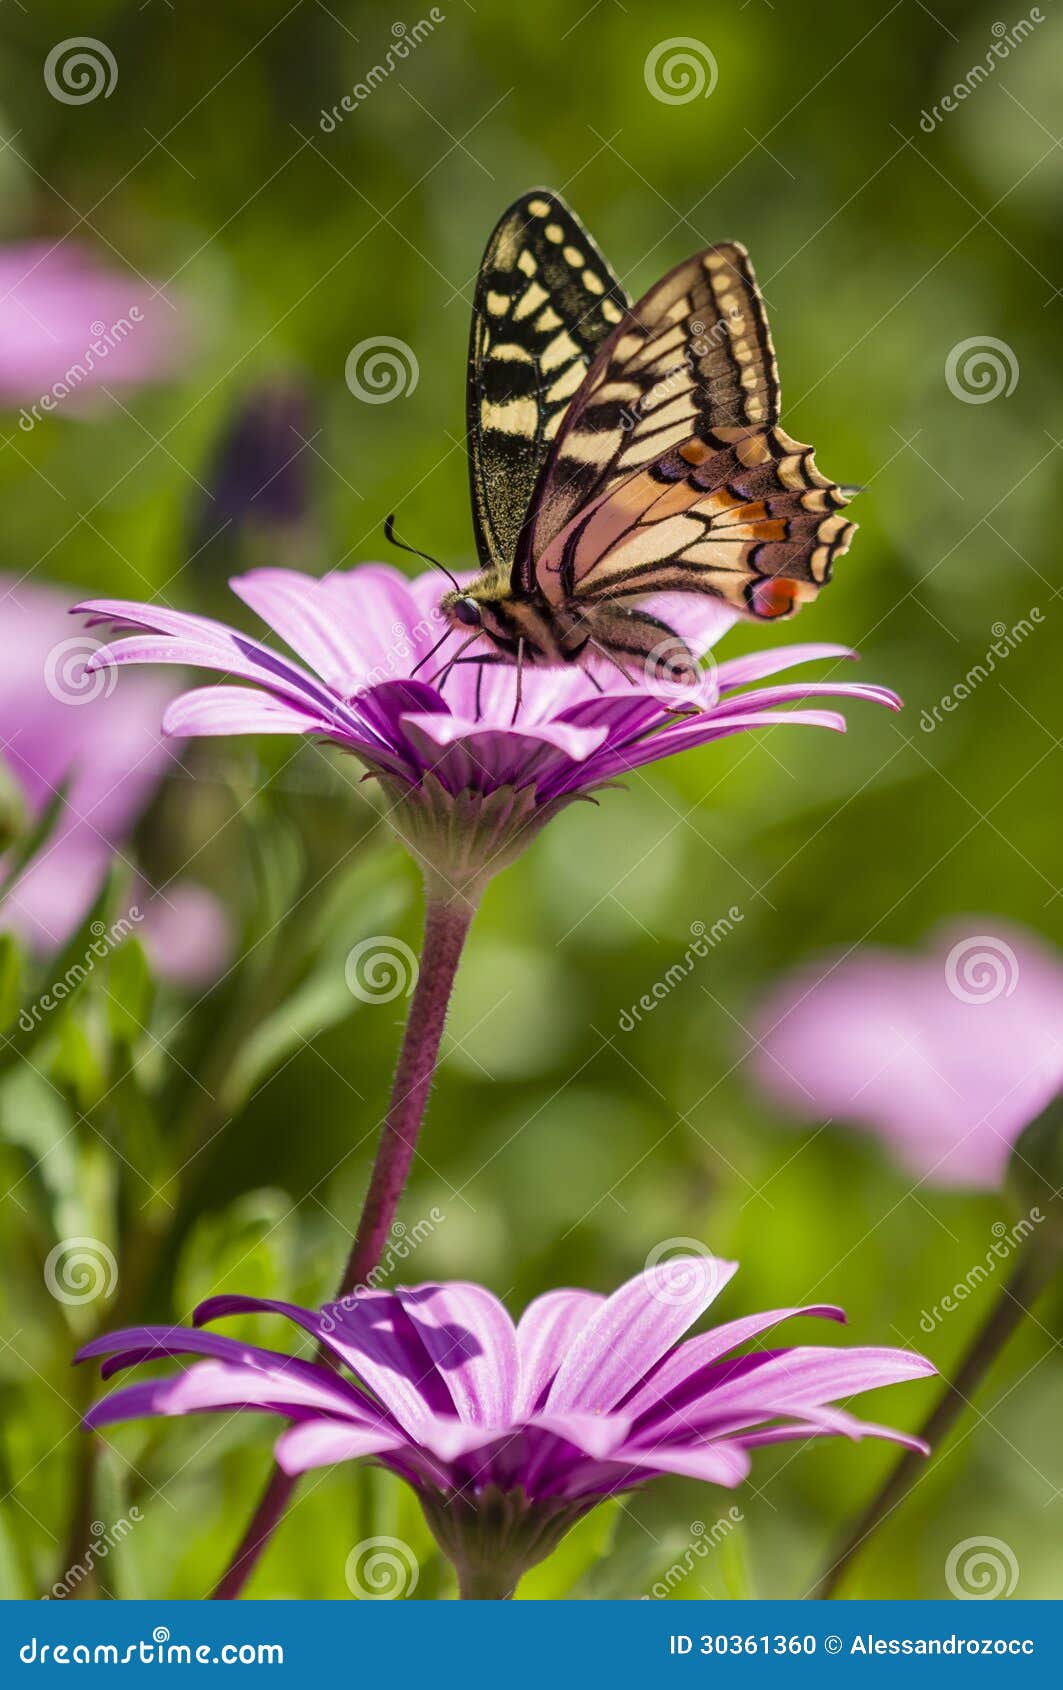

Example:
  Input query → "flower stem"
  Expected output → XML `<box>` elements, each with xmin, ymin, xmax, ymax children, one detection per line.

<box><xmin>211</xmin><ymin>892</ymin><xmax>477</xmax><ymax>1600</ymax></box>
<box><xmin>813</xmin><ymin>1238</ymin><xmax>1054</xmax><ymax>1599</ymax></box>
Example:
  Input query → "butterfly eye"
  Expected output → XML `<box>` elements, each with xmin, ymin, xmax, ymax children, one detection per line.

<box><xmin>453</xmin><ymin>597</ymin><xmax>482</xmax><ymax>627</ymax></box>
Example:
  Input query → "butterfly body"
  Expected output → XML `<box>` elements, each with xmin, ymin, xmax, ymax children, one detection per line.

<box><xmin>446</xmin><ymin>191</ymin><xmax>857</xmax><ymax>685</ymax></box>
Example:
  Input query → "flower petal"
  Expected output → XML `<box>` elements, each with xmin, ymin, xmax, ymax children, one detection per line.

<box><xmin>613</xmin><ymin>1438</ymin><xmax>752</xmax><ymax>1487</ymax></box>
<box><xmin>716</xmin><ymin>643</ymin><xmax>857</xmax><ymax>691</ymax></box>
<box><xmin>546</xmin><ymin>1257</ymin><xmax>738</xmax><ymax>1413</ymax></box>
<box><xmin>395</xmin><ymin>1283</ymin><xmax>519</xmax><ymax>1425</ymax></box>
<box><xmin>274</xmin><ymin>1419</ymin><xmax>407</xmax><ymax>1475</ymax></box>
<box><xmin>621</xmin><ymin>1304</ymin><xmax>847</xmax><ymax>1422</ymax></box>
<box><xmin>195</xmin><ymin>1292</ymin><xmax>453</xmax><ymax>1433</ymax></box>
<box><xmin>514</xmin><ymin>1289</ymin><xmax>607</xmax><ymax>1417</ymax></box>
<box><xmin>398</xmin><ymin>711</ymin><xmax>607</xmax><ymax>795</ymax></box>
<box><xmin>84</xmin><ymin>1357</ymin><xmax>365</xmax><ymax>1430</ymax></box>
<box><xmin>229</xmin><ymin>567</ymin><xmax>429</xmax><ymax>695</ymax></box>
<box><xmin>162</xmin><ymin>685</ymin><xmax>335</xmax><ymax>739</ymax></box>
<box><xmin>645</xmin><ymin>1345</ymin><xmax>935</xmax><ymax>1443</ymax></box>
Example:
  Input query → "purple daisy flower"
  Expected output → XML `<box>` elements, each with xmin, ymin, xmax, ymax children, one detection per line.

<box><xmin>78</xmin><ymin>1256</ymin><xmax>933</xmax><ymax>1598</ymax></box>
<box><xmin>73</xmin><ymin>566</ymin><xmax>899</xmax><ymax>898</ymax></box>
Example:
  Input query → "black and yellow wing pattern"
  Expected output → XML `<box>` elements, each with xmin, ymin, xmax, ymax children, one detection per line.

<box><xmin>466</xmin><ymin>189</ymin><xmax>631</xmax><ymax>584</ymax></box>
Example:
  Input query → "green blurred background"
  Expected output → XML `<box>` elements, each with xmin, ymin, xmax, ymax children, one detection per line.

<box><xmin>1</xmin><ymin>0</ymin><xmax>1061</xmax><ymax>1600</ymax></box>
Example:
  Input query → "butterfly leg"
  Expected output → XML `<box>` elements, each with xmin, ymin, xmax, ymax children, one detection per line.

<box><xmin>578</xmin><ymin>603</ymin><xmax>701</xmax><ymax>696</ymax></box>
<box><xmin>510</xmin><ymin>637</ymin><xmax>526</xmax><ymax>725</ymax></box>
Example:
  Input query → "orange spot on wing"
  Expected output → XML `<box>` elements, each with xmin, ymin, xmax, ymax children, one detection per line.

<box><xmin>679</xmin><ymin>439</ymin><xmax>710</xmax><ymax>465</ymax></box>
<box><xmin>751</xmin><ymin>577</ymin><xmax>801</xmax><ymax>619</ymax></box>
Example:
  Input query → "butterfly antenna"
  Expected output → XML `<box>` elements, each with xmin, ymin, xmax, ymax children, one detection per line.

<box><xmin>408</xmin><ymin>623</ymin><xmax>453</xmax><ymax>680</ymax></box>
<box><xmin>384</xmin><ymin>514</ymin><xmax>461</xmax><ymax>591</ymax></box>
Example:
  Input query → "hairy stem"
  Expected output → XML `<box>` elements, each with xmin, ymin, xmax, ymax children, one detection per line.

<box><xmin>813</xmin><ymin>1241</ymin><xmax>1054</xmax><ymax>1599</ymax></box>
<box><xmin>212</xmin><ymin>894</ymin><xmax>477</xmax><ymax>1599</ymax></box>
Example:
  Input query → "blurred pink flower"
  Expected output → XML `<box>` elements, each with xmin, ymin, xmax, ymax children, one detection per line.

<box><xmin>0</xmin><ymin>242</ymin><xmax>179</xmax><ymax>412</ymax></box>
<box><xmin>752</xmin><ymin>923</ymin><xmax>1063</xmax><ymax>1189</ymax></box>
<box><xmin>0</xmin><ymin>576</ymin><xmax>226</xmax><ymax>986</ymax></box>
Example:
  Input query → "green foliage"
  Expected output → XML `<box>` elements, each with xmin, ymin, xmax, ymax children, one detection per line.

<box><xmin>0</xmin><ymin>0</ymin><xmax>1060</xmax><ymax>1603</ymax></box>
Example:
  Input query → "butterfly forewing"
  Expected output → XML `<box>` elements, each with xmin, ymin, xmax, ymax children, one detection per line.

<box><xmin>467</xmin><ymin>189</ymin><xmax>630</xmax><ymax>582</ymax></box>
<box><xmin>519</xmin><ymin>244</ymin><xmax>779</xmax><ymax>558</ymax></box>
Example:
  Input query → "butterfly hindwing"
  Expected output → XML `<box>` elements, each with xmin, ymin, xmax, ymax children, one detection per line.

<box><xmin>520</xmin><ymin>242</ymin><xmax>854</xmax><ymax>620</ymax></box>
<box><xmin>467</xmin><ymin>190</ymin><xmax>630</xmax><ymax>583</ymax></box>
<box><xmin>534</xmin><ymin>431</ymin><xmax>856</xmax><ymax>623</ymax></box>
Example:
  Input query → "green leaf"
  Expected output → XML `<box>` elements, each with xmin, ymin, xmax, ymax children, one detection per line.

<box><xmin>0</xmin><ymin>931</ymin><xmax>23</xmax><ymax>1032</ymax></box>
<box><xmin>0</xmin><ymin>780</ymin><xmax>68</xmax><ymax>900</ymax></box>
<box><xmin>175</xmin><ymin>1189</ymin><xmax>298</xmax><ymax>1318</ymax></box>
<box><xmin>0</xmin><ymin>1506</ymin><xmax>32</xmax><ymax>1599</ymax></box>
<box><xmin>104</xmin><ymin>935</ymin><xmax>155</xmax><ymax>1045</ymax></box>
